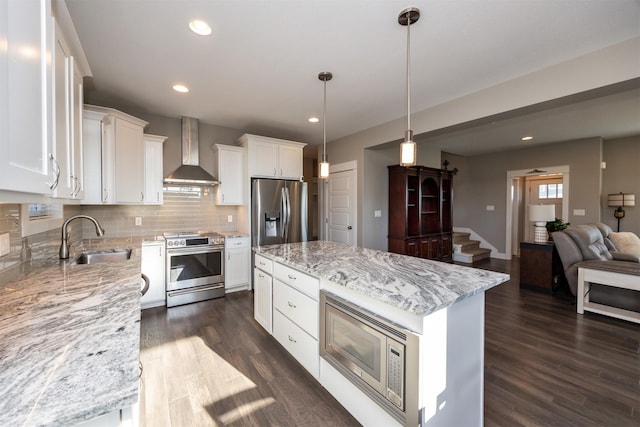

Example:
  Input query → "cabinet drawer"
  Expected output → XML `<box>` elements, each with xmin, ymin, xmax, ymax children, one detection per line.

<box><xmin>254</xmin><ymin>254</ymin><xmax>273</xmax><ymax>274</ymax></box>
<box><xmin>273</xmin><ymin>263</ymin><xmax>319</xmax><ymax>299</ymax></box>
<box><xmin>273</xmin><ymin>310</ymin><xmax>319</xmax><ymax>378</ymax></box>
<box><xmin>273</xmin><ymin>280</ymin><xmax>318</xmax><ymax>339</ymax></box>
<box><xmin>226</xmin><ymin>236</ymin><xmax>250</xmax><ymax>249</ymax></box>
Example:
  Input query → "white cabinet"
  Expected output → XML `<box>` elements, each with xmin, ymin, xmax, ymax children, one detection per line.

<box><xmin>212</xmin><ymin>144</ymin><xmax>244</xmax><ymax>205</ymax></box>
<box><xmin>254</xmin><ymin>254</ymin><xmax>273</xmax><ymax>334</ymax></box>
<box><xmin>225</xmin><ymin>236</ymin><xmax>250</xmax><ymax>293</ymax></box>
<box><xmin>0</xmin><ymin>0</ymin><xmax>54</xmax><ymax>195</ymax></box>
<box><xmin>272</xmin><ymin>261</ymin><xmax>320</xmax><ymax>378</ymax></box>
<box><xmin>238</xmin><ymin>134</ymin><xmax>306</xmax><ymax>180</ymax></box>
<box><xmin>0</xmin><ymin>0</ymin><xmax>90</xmax><ymax>198</ymax></box>
<box><xmin>141</xmin><ymin>240</ymin><xmax>166</xmax><ymax>309</ymax></box>
<box><xmin>143</xmin><ymin>134</ymin><xmax>166</xmax><ymax>205</ymax></box>
<box><xmin>52</xmin><ymin>22</ymin><xmax>85</xmax><ymax>199</ymax></box>
<box><xmin>82</xmin><ymin>105</ymin><xmax>148</xmax><ymax>204</ymax></box>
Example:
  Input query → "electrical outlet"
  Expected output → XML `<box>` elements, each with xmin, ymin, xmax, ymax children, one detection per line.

<box><xmin>486</xmin><ymin>205</ymin><xmax>495</xmax><ymax>211</ymax></box>
<box><xmin>227</xmin><ymin>215</ymin><xmax>233</xmax><ymax>223</ymax></box>
<box><xmin>0</xmin><ymin>233</ymin><xmax>10</xmax><ymax>257</ymax></box>
<box><xmin>135</xmin><ymin>217</ymin><xmax>143</xmax><ymax>226</ymax></box>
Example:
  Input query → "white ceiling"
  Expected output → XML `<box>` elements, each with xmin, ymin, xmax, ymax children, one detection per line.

<box><xmin>65</xmin><ymin>0</ymin><xmax>640</xmax><ymax>156</ymax></box>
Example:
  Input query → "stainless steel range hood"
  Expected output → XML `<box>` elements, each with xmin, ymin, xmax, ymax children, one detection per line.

<box><xmin>164</xmin><ymin>117</ymin><xmax>219</xmax><ymax>186</ymax></box>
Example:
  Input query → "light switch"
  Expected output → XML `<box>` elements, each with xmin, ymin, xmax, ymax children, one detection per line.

<box><xmin>486</xmin><ymin>205</ymin><xmax>495</xmax><ymax>211</ymax></box>
<box><xmin>135</xmin><ymin>217</ymin><xmax>142</xmax><ymax>226</ymax></box>
<box><xmin>573</xmin><ymin>209</ymin><xmax>586</xmax><ymax>216</ymax></box>
<box><xmin>374</xmin><ymin>210</ymin><xmax>382</xmax><ymax>218</ymax></box>
<box><xmin>227</xmin><ymin>215</ymin><xmax>233</xmax><ymax>223</ymax></box>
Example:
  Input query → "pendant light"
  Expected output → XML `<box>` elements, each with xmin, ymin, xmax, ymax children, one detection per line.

<box><xmin>399</xmin><ymin>7</ymin><xmax>420</xmax><ymax>167</ymax></box>
<box><xmin>318</xmin><ymin>71</ymin><xmax>332</xmax><ymax>179</ymax></box>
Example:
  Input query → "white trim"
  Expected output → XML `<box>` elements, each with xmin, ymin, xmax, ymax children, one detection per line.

<box><xmin>329</xmin><ymin>160</ymin><xmax>357</xmax><ymax>173</ymax></box>
<box><xmin>505</xmin><ymin>165</ymin><xmax>570</xmax><ymax>260</ymax></box>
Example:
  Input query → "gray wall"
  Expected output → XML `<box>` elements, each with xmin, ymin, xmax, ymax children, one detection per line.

<box><xmin>444</xmin><ymin>138</ymin><xmax>603</xmax><ymax>253</ymax></box>
<box><xmin>602</xmin><ymin>135</ymin><xmax>640</xmax><ymax>234</ymax></box>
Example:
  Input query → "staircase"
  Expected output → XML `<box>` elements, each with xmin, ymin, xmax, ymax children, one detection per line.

<box><xmin>452</xmin><ymin>232</ymin><xmax>491</xmax><ymax>264</ymax></box>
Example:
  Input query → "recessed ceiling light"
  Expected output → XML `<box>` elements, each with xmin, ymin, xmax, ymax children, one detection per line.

<box><xmin>521</xmin><ymin>136</ymin><xmax>534</xmax><ymax>141</ymax></box>
<box><xmin>308</xmin><ymin>117</ymin><xmax>319</xmax><ymax>123</ymax></box>
<box><xmin>172</xmin><ymin>84</ymin><xmax>189</xmax><ymax>93</ymax></box>
<box><xmin>189</xmin><ymin>19</ymin><xmax>212</xmax><ymax>36</ymax></box>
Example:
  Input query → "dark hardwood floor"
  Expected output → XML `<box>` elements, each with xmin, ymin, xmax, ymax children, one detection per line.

<box><xmin>139</xmin><ymin>258</ymin><xmax>639</xmax><ymax>426</ymax></box>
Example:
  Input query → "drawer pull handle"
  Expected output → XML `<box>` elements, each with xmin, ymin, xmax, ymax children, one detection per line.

<box><xmin>288</xmin><ymin>335</ymin><xmax>296</xmax><ymax>343</ymax></box>
<box><xmin>258</xmin><ymin>273</ymin><xmax>264</xmax><ymax>278</ymax></box>
<box><xmin>260</xmin><ymin>261</ymin><xmax>266</xmax><ymax>266</ymax></box>
<box><xmin>287</xmin><ymin>301</ymin><xmax>296</xmax><ymax>308</ymax></box>
<box><xmin>288</xmin><ymin>274</ymin><xmax>297</xmax><ymax>280</ymax></box>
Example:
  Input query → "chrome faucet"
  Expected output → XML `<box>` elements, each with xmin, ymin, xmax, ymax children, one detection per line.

<box><xmin>59</xmin><ymin>215</ymin><xmax>105</xmax><ymax>259</ymax></box>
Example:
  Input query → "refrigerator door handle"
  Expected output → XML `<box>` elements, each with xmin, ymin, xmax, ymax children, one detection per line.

<box><xmin>283</xmin><ymin>187</ymin><xmax>291</xmax><ymax>242</ymax></box>
<box><xmin>281</xmin><ymin>187</ymin><xmax>288</xmax><ymax>240</ymax></box>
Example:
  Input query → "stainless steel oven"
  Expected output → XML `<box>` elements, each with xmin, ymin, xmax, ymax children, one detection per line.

<box><xmin>320</xmin><ymin>291</ymin><xmax>420</xmax><ymax>426</ymax></box>
<box><xmin>164</xmin><ymin>231</ymin><xmax>225</xmax><ymax>307</ymax></box>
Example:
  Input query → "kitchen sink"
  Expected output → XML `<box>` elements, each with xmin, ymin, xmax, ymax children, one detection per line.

<box><xmin>69</xmin><ymin>248</ymin><xmax>133</xmax><ymax>265</ymax></box>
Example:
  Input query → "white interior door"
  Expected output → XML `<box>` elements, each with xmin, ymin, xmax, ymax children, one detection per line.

<box><xmin>326</xmin><ymin>165</ymin><xmax>356</xmax><ymax>245</ymax></box>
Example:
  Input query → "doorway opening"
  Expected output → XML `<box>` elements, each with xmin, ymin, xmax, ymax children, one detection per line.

<box><xmin>505</xmin><ymin>165</ymin><xmax>570</xmax><ymax>259</ymax></box>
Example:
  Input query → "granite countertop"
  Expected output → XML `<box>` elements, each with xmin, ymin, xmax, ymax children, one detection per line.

<box><xmin>0</xmin><ymin>237</ymin><xmax>143</xmax><ymax>426</ymax></box>
<box><xmin>254</xmin><ymin>240</ymin><xmax>510</xmax><ymax>317</ymax></box>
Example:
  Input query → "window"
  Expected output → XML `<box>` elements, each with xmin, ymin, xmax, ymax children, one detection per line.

<box><xmin>21</xmin><ymin>204</ymin><xmax>63</xmax><ymax>237</ymax></box>
<box><xmin>538</xmin><ymin>183</ymin><xmax>563</xmax><ymax>199</ymax></box>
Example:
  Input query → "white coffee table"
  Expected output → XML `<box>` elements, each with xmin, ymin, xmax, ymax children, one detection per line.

<box><xmin>577</xmin><ymin>261</ymin><xmax>640</xmax><ymax>324</ymax></box>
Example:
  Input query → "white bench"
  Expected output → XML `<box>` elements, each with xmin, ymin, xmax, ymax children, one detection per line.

<box><xmin>577</xmin><ymin>261</ymin><xmax>640</xmax><ymax>324</ymax></box>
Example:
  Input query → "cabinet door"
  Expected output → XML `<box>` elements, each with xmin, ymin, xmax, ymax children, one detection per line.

<box><xmin>249</xmin><ymin>140</ymin><xmax>278</xmax><ymax>177</ymax></box>
<box><xmin>141</xmin><ymin>242</ymin><xmax>166</xmax><ymax>309</ymax></box>
<box><xmin>52</xmin><ymin>26</ymin><xmax>84</xmax><ymax>200</ymax></box>
<box><xmin>0</xmin><ymin>0</ymin><xmax>54</xmax><ymax>195</ymax></box>
<box><xmin>278</xmin><ymin>143</ymin><xmax>303</xmax><ymax>179</ymax></box>
<box><xmin>440</xmin><ymin>233</ymin><xmax>453</xmax><ymax>261</ymax></box>
<box><xmin>69</xmin><ymin>56</ymin><xmax>84</xmax><ymax>199</ymax></box>
<box><xmin>420</xmin><ymin>236</ymin><xmax>440</xmax><ymax>260</ymax></box>
<box><xmin>226</xmin><ymin>237</ymin><xmax>250</xmax><ymax>292</ymax></box>
<box><xmin>406</xmin><ymin>239</ymin><xmax>419</xmax><ymax>257</ymax></box>
<box><xmin>216</xmin><ymin>146</ymin><xmax>244</xmax><ymax>205</ymax></box>
<box><xmin>114</xmin><ymin>118</ymin><xmax>144</xmax><ymax>203</ymax></box>
<box><xmin>254</xmin><ymin>268</ymin><xmax>273</xmax><ymax>334</ymax></box>
<box><xmin>144</xmin><ymin>136</ymin><xmax>165</xmax><ymax>205</ymax></box>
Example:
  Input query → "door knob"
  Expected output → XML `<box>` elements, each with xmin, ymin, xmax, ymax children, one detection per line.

<box><xmin>347</xmin><ymin>226</ymin><xmax>353</xmax><ymax>230</ymax></box>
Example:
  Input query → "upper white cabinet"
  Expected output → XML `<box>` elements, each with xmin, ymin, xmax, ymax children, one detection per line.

<box><xmin>144</xmin><ymin>134</ymin><xmax>167</xmax><ymax>205</ymax></box>
<box><xmin>0</xmin><ymin>0</ymin><xmax>54</xmax><ymax>195</ymax></box>
<box><xmin>0</xmin><ymin>0</ymin><xmax>90</xmax><ymax>199</ymax></box>
<box><xmin>52</xmin><ymin>22</ymin><xmax>85</xmax><ymax>199</ymax></box>
<box><xmin>212</xmin><ymin>144</ymin><xmax>245</xmax><ymax>205</ymax></box>
<box><xmin>238</xmin><ymin>134</ymin><xmax>306</xmax><ymax>181</ymax></box>
<box><xmin>82</xmin><ymin>105</ymin><xmax>148</xmax><ymax>204</ymax></box>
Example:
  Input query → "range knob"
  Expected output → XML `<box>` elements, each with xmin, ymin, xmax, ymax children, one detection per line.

<box><xmin>180</xmin><ymin>239</ymin><xmax>186</xmax><ymax>246</ymax></box>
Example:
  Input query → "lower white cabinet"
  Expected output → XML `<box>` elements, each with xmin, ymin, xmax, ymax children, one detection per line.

<box><xmin>225</xmin><ymin>236</ymin><xmax>250</xmax><ymax>293</ymax></box>
<box><xmin>141</xmin><ymin>240</ymin><xmax>165</xmax><ymax>309</ymax></box>
<box><xmin>271</xmin><ymin>262</ymin><xmax>320</xmax><ymax>378</ymax></box>
<box><xmin>273</xmin><ymin>309</ymin><xmax>319</xmax><ymax>378</ymax></box>
<box><xmin>254</xmin><ymin>258</ymin><xmax>273</xmax><ymax>334</ymax></box>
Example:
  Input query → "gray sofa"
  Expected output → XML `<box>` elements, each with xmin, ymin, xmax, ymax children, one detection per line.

<box><xmin>552</xmin><ymin>223</ymin><xmax>640</xmax><ymax>312</ymax></box>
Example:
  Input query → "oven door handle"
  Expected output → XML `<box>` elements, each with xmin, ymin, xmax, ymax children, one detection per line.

<box><xmin>167</xmin><ymin>247</ymin><xmax>223</xmax><ymax>257</ymax></box>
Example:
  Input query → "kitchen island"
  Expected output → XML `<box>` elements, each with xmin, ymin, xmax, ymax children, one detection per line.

<box><xmin>254</xmin><ymin>240</ymin><xmax>509</xmax><ymax>426</ymax></box>
<box><xmin>0</xmin><ymin>238</ymin><xmax>143</xmax><ymax>427</ymax></box>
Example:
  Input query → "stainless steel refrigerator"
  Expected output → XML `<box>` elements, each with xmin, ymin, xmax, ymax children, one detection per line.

<box><xmin>252</xmin><ymin>178</ymin><xmax>308</xmax><ymax>248</ymax></box>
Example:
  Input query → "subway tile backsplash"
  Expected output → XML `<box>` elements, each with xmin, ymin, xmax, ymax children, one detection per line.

<box><xmin>80</xmin><ymin>188</ymin><xmax>238</xmax><ymax>238</ymax></box>
<box><xmin>0</xmin><ymin>188</ymin><xmax>239</xmax><ymax>280</ymax></box>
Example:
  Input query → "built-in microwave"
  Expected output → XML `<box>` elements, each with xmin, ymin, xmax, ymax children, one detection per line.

<box><xmin>320</xmin><ymin>291</ymin><xmax>420</xmax><ymax>425</ymax></box>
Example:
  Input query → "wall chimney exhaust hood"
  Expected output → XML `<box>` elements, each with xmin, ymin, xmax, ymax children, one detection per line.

<box><xmin>164</xmin><ymin>117</ymin><xmax>219</xmax><ymax>186</ymax></box>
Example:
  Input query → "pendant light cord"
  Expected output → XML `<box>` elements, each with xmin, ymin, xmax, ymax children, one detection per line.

<box><xmin>406</xmin><ymin>10</ymin><xmax>411</xmax><ymax>134</ymax></box>
<box><xmin>323</xmin><ymin>78</ymin><xmax>327</xmax><ymax>162</ymax></box>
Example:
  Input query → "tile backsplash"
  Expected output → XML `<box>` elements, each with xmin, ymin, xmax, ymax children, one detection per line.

<box><xmin>0</xmin><ymin>188</ymin><xmax>239</xmax><ymax>281</ymax></box>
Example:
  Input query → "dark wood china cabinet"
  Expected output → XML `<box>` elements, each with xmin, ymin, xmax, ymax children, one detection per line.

<box><xmin>388</xmin><ymin>164</ymin><xmax>454</xmax><ymax>262</ymax></box>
